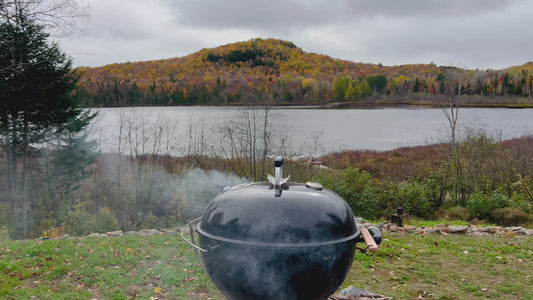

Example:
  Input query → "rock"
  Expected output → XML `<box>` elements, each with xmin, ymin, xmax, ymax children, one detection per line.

<box><xmin>446</xmin><ymin>225</ymin><xmax>469</xmax><ymax>234</ymax></box>
<box><xmin>480</xmin><ymin>226</ymin><xmax>502</xmax><ymax>234</ymax></box>
<box><xmin>403</xmin><ymin>225</ymin><xmax>416</xmax><ymax>232</ymax></box>
<box><xmin>505</xmin><ymin>226</ymin><xmax>523</xmax><ymax>232</ymax></box>
<box><xmin>330</xmin><ymin>286</ymin><xmax>392</xmax><ymax>300</ymax></box>
<box><xmin>388</xmin><ymin>224</ymin><xmax>399</xmax><ymax>232</ymax></box>
<box><xmin>417</xmin><ymin>227</ymin><xmax>430</xmax><ymax>235</ymax></box>
<box><xmin>504</xmin><ymin>227</ymin><xmax>530</xmax><ymax>235</ymax></box>
<box><xmin>361</xmin><ymin>222</ymin><xmax>374</xmax><ymax>228</ymax></box>
<box><xmin>429</xmin><ymin>228</ymin><xmax>442</xmax><ymax>235</ymax></box>
<box><xmin>139</xmin><ymin>229</ymin><xmax>161</xmax><ymax>236</ymax></box>
<box><xmin>437</xmin><ymin>225</ymin><xmax>448</xmax><ymax>231</ymax></box>
<box><xmin>87</xmin><ymin>233</ymin><xmax>106</xmax><ymax>238</ymax></box>
<box><xmin>339</xmin><ymin>286</ymin><xmax>376</xmax><ymax>296</ymax></box>
<box><xmin>105</xmin><ymin>231</ymin><xmax>124</xmax><ymax>237</ymax></box>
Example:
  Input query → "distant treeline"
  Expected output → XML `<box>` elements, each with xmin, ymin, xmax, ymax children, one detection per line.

<box><xmin>76</xmin><ymin>38</ymin><xmax>533</xmax><ymax>107</ymax></box>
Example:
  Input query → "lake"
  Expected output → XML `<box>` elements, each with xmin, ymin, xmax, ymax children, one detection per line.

<box><xmin>88</xmin><ymin>106</ymin><xmax>533</xmax><ymax>156</ymax></box>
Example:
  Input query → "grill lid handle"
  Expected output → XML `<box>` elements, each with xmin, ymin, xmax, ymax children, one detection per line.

<box><xmin>267</xmin><ymin>156</ymin><xmax>290</xmax><ymax>196</ymax></box>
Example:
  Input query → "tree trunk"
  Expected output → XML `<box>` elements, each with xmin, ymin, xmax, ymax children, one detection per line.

<box><xmin>7</xmin><ymin>137</ymin><xmax>19</xmax><ymax>235</ymax></box>
<box><xmin>21</xmin><ymin>114</ymin><xmax>30</xmax><ymax>237</ymax></box>
<box><xmin>6</xmin><ymin>117</ymin><xmax>20</xmax><ymax>237</ymax></box>
<box><xmin>260</xmin><ymin>106</ymin><xmax>271</xmax><ymax>179</ymax></box>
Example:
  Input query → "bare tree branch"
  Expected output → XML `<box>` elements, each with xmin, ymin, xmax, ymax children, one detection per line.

<box><xmin>0</xmin><ymin>0</ymin><xmax>88</xmax><ymax>36</ymax></box>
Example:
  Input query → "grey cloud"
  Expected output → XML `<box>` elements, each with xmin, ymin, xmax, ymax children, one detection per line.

<box><xmin>167</xmin><ymin>0</ymin><xmax>522</xmax><ymax>31</ymax></box>
<box><xmin>167</xmin><ymin>0</ymin><xmax>345</xmax><ymax>30</ymax></box>
<box><xmin>340</xmin><ymin>0</ymin><xmax>520</xmax><ymax>19</ymax></box>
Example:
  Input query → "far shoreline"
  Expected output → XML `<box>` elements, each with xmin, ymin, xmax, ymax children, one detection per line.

<box><xmin>87</xmin><ymin>101</ymin><xmax>533</xmax><ymax>110</ymax></box>
<box><xmin>86</xmin><ymin>93</ymin><xmax>533</xmax><ymax>110</ymax></box>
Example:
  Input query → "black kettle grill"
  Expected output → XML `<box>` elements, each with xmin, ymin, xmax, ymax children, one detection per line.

<box><xmin>182</xmin><ymin>157</ymin><xmax>380</xmax><ymax>300</ymax></box>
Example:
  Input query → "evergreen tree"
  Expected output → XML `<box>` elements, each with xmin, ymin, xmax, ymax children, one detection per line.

<box><xmin>365</xmin><ymin>75</ymin><xmax>388</xmax><ymax>95</ymax></box>
<box><xmin>413</xmin><ymin>77</ymin><xmax>421</xmax><ymax>93</ymax></box>
<box><xmin>0</xmin><ymin>8</ymin><xmax>95</xmax><ymax>238</ymax></box>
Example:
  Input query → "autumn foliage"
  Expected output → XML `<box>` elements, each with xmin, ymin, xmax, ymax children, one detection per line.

<box><xmin>76</xmin><ymin>38</ymin><xmax>533</xmax><ymax>107</ymax></box>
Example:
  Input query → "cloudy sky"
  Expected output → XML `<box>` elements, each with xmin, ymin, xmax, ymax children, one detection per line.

<box><xmin>58</xmin><ymin>0</ymin><xmax>533</xmax><ymax>70</ymax></box>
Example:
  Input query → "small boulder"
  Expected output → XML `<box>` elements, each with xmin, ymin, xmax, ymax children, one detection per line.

<box><xmin>446</xmin><ymin>225</ymin><xmax>469</xmax><ymax>234</ymax></box>
<box><xmin>106</xmin><ymin>231</ymin><xmax>124</xmax><ymax>237</ymax></box>
<box><xmin>139</xmin><ymin>229</ymin><xmax>161</xmax><ymax>236</ymax></box>
<box><xmin>87</xmin><ymin>233</ymin><xmax>106</xmax><ymax>238</ymax></box>
<box><xmin>330</xmin><ymin>286</ymin><xmax>392</xmax><ymax>300</ymax></box>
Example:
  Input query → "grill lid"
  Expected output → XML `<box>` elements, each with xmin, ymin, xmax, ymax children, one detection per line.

<box><xmin>198</xmin><ymin>181</ymin><xmax>358</xmax><ymax>245</ymax></box>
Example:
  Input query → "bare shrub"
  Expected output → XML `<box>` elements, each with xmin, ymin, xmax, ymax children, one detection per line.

<box><xmin>490</xmin><ymin>207</ymin><xmax>528</xmax><ymax>226</ymax></box>
<box><xmin>448</xmin><ymin>207</ymin><xmax>470</xmax><ymax>221</ymax></box>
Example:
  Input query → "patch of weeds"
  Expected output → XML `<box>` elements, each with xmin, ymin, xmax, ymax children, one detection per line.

<box><xmin>110</xmin><ymin>290</ymin><xmax>128</xmax><ymax>300</ymax></box>
<box><xmin>457</xmin><ymin>254</ymin><xmax>478</xmax><ymax>264</ymax></box>
<box><xmin>437</xmin><ymin>294</ymin><xmax>458</xmax><ymax>299</ymax></box>
<box><xmin>387</xmin><ymin>270</ymin><xmax>410</xmax><ymax>284</ymax></box>
<box><xmin>407</xmin><ymin>219</ymin><xmax>470</xmax><ymax>227</ymax></box>
<box><xmin>458</xmin><ymin>280</ymin><xmax>481</xmax><ymax>294</ymax></box>
<box><xmin>495</xmin><ymin>282</ymin><xmax>520</xmax><ymax>295</ymax></box>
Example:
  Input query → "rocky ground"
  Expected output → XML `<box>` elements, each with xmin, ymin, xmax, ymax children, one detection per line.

<box><xmin>68</xmin><ymin>222</ymin><xmax>532</xmax><ymax>240</ymax></box>
<box><xmin>377</xmin><ymin>222</ymin><xmax>533</xmax><ymax>236</ymax></box>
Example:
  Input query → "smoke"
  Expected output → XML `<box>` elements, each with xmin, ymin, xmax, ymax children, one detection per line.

<box><xmin>174</xmin><ymin>168</ymin><xmax>246</xmax><ymax>219</ymax></box>
<box><xmin>91</xmin><ymin>153</ymin><xmax>247</xmax><ymax>227</ymax></box>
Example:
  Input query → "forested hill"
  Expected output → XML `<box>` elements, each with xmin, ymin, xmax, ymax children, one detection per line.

<box><xmin>76</xmin><ymin>38</ymin><xmax>533</xmax><ymax>107</ymax></box>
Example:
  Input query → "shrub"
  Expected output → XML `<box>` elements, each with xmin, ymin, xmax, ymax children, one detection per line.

<box><xmin>142</xmin><ymin>214</ymin><xmax>161</xmax><ymax>229</ymax></box>
<box><xmin>393</xmin><ymin>181</ymin><xmax>434</xmax><ymax>219</ymax></box>
<box><xmin>65</xmin><ymin>206</ymin><xmax>119</xmax><ymax>236</ymax></box>
<box><xmin>447</xmin><ymin>207</ymin><xmax>470</xmax><ymax>221</ymax></box>
<box><xmin>96</xmin><ymin>206</ymin><xmax>120</xmax><ymax>233</ymax></box>
<box><xmin>509</xmin><ymin>193</ymin><xmax>532</xmax><ymax>214</ymax></box>
<box><xmin>65</xmin><ymin>209</ymin><xmax>97</xmax><ymax>237</ymax></box>
<box><xmin>314</xmin><ymin>168</ymin><xmax>378</xmax><ymax>219</ymax></box>
<box><xmin>490</xmin><ymin>207</ymin><xmax>528</xmax><ymax>226</ymax></box>
<box><xmin>466</xmin><ymin>191</ymin><xmax>509</xmax><ymax>220</ymax></box>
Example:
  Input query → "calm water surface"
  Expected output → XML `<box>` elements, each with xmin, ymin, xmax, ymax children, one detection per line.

<box><xmin>89</xmin><ymin>106</ymin><xmax>533</xmax><ymax>155</ymax></box>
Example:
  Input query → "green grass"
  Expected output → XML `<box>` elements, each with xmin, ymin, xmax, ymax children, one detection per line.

<box><xmin>1</xmin><ymin>232</ymin><xmax>532</xmax><ymax>299</ymax></box>
<box><xmin>404</xmin><ymin>219</ymin><xmax>471</xmax><ymax>227</ymax></box>
<box><xmin>0</xmin><ymin>234</ymin><xmax>222</xmax><ymax>299</ymax></box>
<box><xmin>345</xmin><ymin>233</ymin><xmax>533</xmax><ymax>300</ymax></box>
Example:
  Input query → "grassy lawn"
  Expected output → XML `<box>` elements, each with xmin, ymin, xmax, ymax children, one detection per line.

<box><xmin>346</xmin><ymin>233</ymin><xmax>533</xmax><ymax>300</ymax></box>
<box><xmin>1</xmin><ymin>231</ymin><xmax>532</xmax><ymax>299</ymax></box>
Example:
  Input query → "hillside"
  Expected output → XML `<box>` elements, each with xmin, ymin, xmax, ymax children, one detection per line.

<box><xmin>76</xmin><ymin>38</ymin><xmax>533</xmax><ymax>107</ymax></box>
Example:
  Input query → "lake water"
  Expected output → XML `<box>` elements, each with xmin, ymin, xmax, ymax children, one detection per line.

<box><xmin>89</xmin><ymin>106</ymin><xmax>533</xmax><ymax>156</ymax></box>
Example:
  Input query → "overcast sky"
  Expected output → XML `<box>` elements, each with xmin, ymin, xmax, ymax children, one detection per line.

<box><xmin>57</xmin><ymin>0</ymin><xmax>533</xmax><ymax>70</ymax></box>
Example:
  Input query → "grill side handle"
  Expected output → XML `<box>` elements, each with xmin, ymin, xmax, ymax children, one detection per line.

<box><xmin>354</xmin><ymin>218</ymin><xmax>381</xmax><ymax>254</ymax></box>
<box><xmin>181</xmin><ymin>217</ymin><xmax>208</xmax><ymax>253</ymax></box>
<box><xmin>360</xmin><ymin>227</ymin><xmax>378</xmax><ymax>253</ymax></box>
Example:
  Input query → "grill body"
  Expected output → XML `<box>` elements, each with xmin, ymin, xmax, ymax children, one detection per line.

<box><xmin>196</xmin><ymin>182</ymin><xmax>359</xmax><ymax>300</ymax></box>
